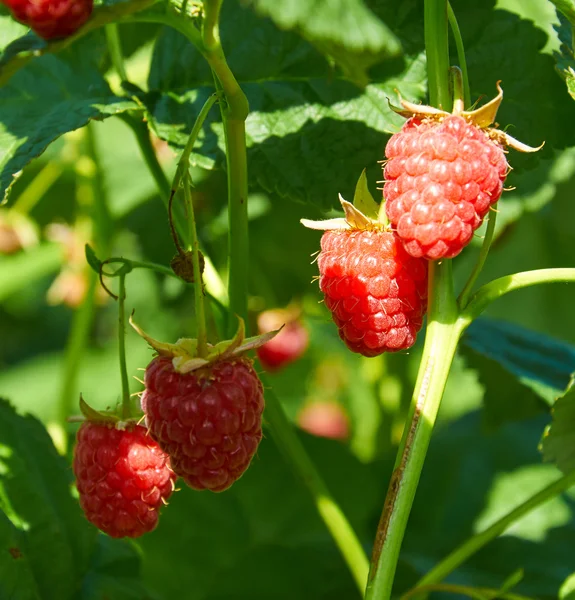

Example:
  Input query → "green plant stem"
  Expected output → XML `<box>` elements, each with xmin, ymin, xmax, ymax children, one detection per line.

<box><xmin>447</xmin><ymin>3</ymin><xmax>470</xmax><ymax>108</ymax></box>
<box><xmin>11</xmin><ymin>162</ymin><xmax>63</xmax><ymax>215</ymax></box>
<box><xmin>424</xmin><ymin>0</ymin><xmax>451</xmax><ymax>109</ymax></box>
<box><xmin>183</xmin><ymin>175</ymin><xmax>209</xmax><ymax>356</ymax></box>
<box><xmin>118</xmin><ymin>112</ymin><xmax>228</xmax><ymax>306</ymax></box>
<box><xmin>402</xmin><ymin>582</ymin><xmax>532</xmax><ymax>600</ymax></box>
<box><xmin>188</xmin><ymin>5</ymin><xmax>366</xmax><ymax>591</ymax></box>
<box><xmin>414</xmin><ymin>470</ymin><xmax>575</xmax><ymax>589</ymax></box>
<box><xmin>458</xmin><ymin>208</ymin><xmax>498</xmax><ymax>308</ymax></box>
<box><xmin>462</xmin><ymin>268</ymin><xmax>575</xmax><ymax>322</ymax></box>
<box><xmin>105</xmin><ymin>23</ymin><xmax>128</xmax><ymax>81</ymax></box>
<box><xmin>262</xmin><ymin>384</ymin><xmax>369</xmax><ymax>593</ymax></box>
<box><xmin>366</xmin><ymin>4</ymin><xmax>457</xmax><ymax>597</ymax></box>
<box><xmin>221</xmin><ymin>115</ymin><xmax>249</xmax><ymax>332</ymax></box>
<box><xmin>117</xmin><ymin>274</ymin><xmax>131</xmax><ymax>419</ymax></box>
<box><xmin>365</xmin><ymin>262</ymin><xmax>461</xmax><ymax>600</ymax></box>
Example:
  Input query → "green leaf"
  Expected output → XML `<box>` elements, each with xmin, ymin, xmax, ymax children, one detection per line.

<box><xmin>0</xmin><ymin>510</ymin><xmax>41</xmax><ymax>600</ymax></box>
<box><xmin>84</xmin><ymin>244</ymin><xmax>102</xmax><ymax>274</ymax></box>
<box><xmin>139</xmin><ymin>431</ymin><xmax>379</xmax><ymax>599</ymax></box>
<box><xmin>144</xmin><ymin>2</ymin><xmax>427</xmax><ymax>209</ymax></box>
<box><xmin>463</xmin><ymin>318</ymin><xmax>575</xmax><ymax>402</ymax></box>
<box><xmin>352</xmin><ymin>169</ymin><xmax>379</xmax><ymax>219</ymax></box>
<box><xmin>551</xmin><ymin>0</ymin><xmax>575</xmax><ymax>25</ymax></box>
<box><xmin>0</xmin><ymin>398</ymin><xmax>95</xmax><ymax>599</ymax></box>
<box><xmin>244</xmin><ymin>0</ymin><xmax>402</xmax><ymax>85</ymax></box>
<box><xmin>560</xmin><ymin>573</ymin><xmax>575</xmax><ymax>600</ymax></box>
<box><xmin>540</xmin><ymin>381</ymin><xmax>575</xmax><ymax>474</ymax></box>
<box><xmin>553</xmin><ymin>11</ymin><xmax>575</xmax><ymax>102</ymax></box>
<box><xmin>0</xmin><ymin>36</ymin><xmax>138</xmax><ymax>201</ymax></box>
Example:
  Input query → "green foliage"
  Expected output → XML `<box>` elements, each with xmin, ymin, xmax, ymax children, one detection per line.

<box><xmin>0</xmin><ymin>399</ymin><xmax>149</xmax><ymax>600</ymax></box>
<box><xmin>0</xmin><ymin>0</ymin><xmax>574</xmax><ymax>599</ymax></box>
<box><xmin>0</xmin><ymin>36</ymin><xmax>137</xmax><ymax>201</ymax></box>
<box><xmin>244</xmin><ymin>0</ymin><xmax>401</xmax><ymax>85</ymax></box>
<box><xmin>541</xmin><ymin>382</ymin><xmax>575</xmax><ymax>474</ymax></box>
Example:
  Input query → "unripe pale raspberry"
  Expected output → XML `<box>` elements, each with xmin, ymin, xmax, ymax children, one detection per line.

<box><xmin>141</xmin><ymin>356</ymin><xmax>264</xmax><ymax>492</ymax></box>
<box><xmin>2</xmin><ymin>0</ymin><xmax>93</xmax><ymax>40</ymax></box>
<box><xmin>383</xmin><ymin>115</ymin><xmax>508</xmax><ymax>259</ymax></box>
<box><xmin>73</xmin><ymin>422</ymin><xmax>176</xmax><ymax>538</ymax></box>
<box><xmin>317</xmin><ymin>228</ymin><xmax>427</xmax><ymax>356</ymax></box>
<box><xmin>256</xmin><ymin>309</ymin><xmax>309</xmax><ymax>371</ymax></box>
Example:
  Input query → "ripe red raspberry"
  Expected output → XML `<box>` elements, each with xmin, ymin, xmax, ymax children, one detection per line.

<box><xmin>141</xmin><ymin>356</ymin><xmax>264</xmax><ymax>492</ymax></box>
<box><xmin>383</xmin><ymin>115</ymin><xmax>508</xmax><ymax>260</ymax></box>
<box><xmin>2</xmin><ymin>0</ymin><xmax>93</xmax><ymax>40</ymax></box>
<box><xmin>256</xmin><ymin>309</ymin><xmax>309</xmax><ymax>371</ymax></box>
<box><xmin>317</xmin><ymin>228</ymin><xmax>427</xmax><ymax>356</ymax></box>
<box><xmin>73</xmin><ymin>422</ymin><xmax>176</xmax><ymax>538</ymax></box>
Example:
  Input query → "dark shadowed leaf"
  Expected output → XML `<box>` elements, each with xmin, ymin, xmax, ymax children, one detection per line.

<box><xmin>541</xmin><ymin>382</ymin><xmax>575</xmax><ymax>474</ymax></box>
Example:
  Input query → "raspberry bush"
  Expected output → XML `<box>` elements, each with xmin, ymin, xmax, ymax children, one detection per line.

<box><xmin>1</xmin><ymin>0</ymin><xmax>575</xmax><ymax>599</ymax></box>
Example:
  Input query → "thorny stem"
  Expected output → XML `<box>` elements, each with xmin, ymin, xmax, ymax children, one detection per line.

<box><xmin>414</xmin><ymin>470</ymin><xmax>575</xmax><ymax>589</ymax></box>
<box><xmin>183</xmin><ymin>175</ymin><xmax>209</xmax><ymax>357</ymax></box>
<box><xmin>117</xmin><ymin>274</ymin><xmax>132</xmax><ymax>419</ymax></box>
<box><xmin>458</xmin><ymin>208</ymin><xmax>498</xmax><ymax>308</ymax></box>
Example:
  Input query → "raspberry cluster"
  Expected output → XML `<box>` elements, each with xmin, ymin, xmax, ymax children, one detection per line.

<box><xmin>318</xmin><ymin>228</ymin><xmax>427</xmax><ymax>355</ymax></box>
<box><xmin>383</xmin><ymin>115</ymin><xmax>508</xmax><ymax>260</ymax></box>
<box><xmin>73</xmin><ymin>422</ymin><xmax>176</xmax><ymax>538</ymax></box>
<box><xmin>2</xmin><ymin>0</ymin><xmax>93</xmax><ymax>40</ymax></box>
<box><xmin>141</xmin><ymin>356</ymin><xmax>264</xmax><ymax>492</ymax></box>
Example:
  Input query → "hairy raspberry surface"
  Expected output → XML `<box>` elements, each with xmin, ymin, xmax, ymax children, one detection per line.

<box><xmin>317</xmin><ymin>228</ymin><xmax>427</xmax><ymax>356</ymax></box>
<box><xmin>73</xmin><ymin>422</ymin><xmax>175</xmax><ymax>538</ymax></box>
<box><xmin>3</xmin><ymin>0</ymin><xmax>93</xmax><ymax>39</ymax></box>
<box><xmin>141</xmin><ymin>356</ymin><xmax>264</xmax><ymax>492</ymax></box>
<box><xmin>383</xmin><ymin>115</ymin><xmax>508</xmax><ymax>259</ymax></box>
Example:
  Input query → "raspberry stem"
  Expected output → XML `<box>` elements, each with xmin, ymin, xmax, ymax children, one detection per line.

<box><xmin>447</xmin><ymin>3</ymin><xmax>470</xmax><ymax>108</ymax></box>
<box><xmin>410</xmin><ymin>470</ymin><xmax>575</xmax><ymax>592</ymax></box>
<box><xmin>461</xmin><ymin>267</ymin><xmax>575</xmax><ymax>322</ymax></box>
<box><xmin>457</xmin><ymin>208</ymin><xmax>498</xmax><ymax>308</ymax></box>
<box><xmin>366</xmin><ymin>2</ymin><xmax>463</xmax><ymax>598</ymax></box>
<box><xmin>183</xmin><ymin>174</ymin><xmax>209</xmax><ymax>357</ymax></box>
<box><xmin>117</xmin><ymin>273</ymin><xmax>132</xmax><ymax>419</ymax></box>
<box><xmin>104</xmin><ymin>24</ymin><xmax>127</xmax><ymax>82</ymax></box>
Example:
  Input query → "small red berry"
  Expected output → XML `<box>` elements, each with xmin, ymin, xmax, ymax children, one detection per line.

<box><xmin>317</xmin><ymin>228</ymin><xmax>427</xmax><ymax>356</ymax></box>
<box><xmin>383</xmin><ymin>115</ymin><xmax>508</xmax><ymax>260</ymax></box>
<box><xmin>256</xmin><ymin>309</ymin><xmax>309</xmax><ymax>371</ymax></box>
<box><xmin>73</xmin><ymin>422</ymin><xmax>176</xmax><ymax>538</ymax></box>
<box><xmin>2</xmin><ymin>0</ymin><xmax>93</xmax><ymax>40</ymax></box>
<box><xmin>141</xmin><ymin>356</ymin><xmax>264</xmax><ymax>492</ymax></box>
<box><xmin>298</xmin><ymin>402</ymin><xmax>349</xmax><ymax>440</ymax></box>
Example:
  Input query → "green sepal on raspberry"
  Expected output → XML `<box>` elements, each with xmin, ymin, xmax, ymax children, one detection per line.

<box><xmin>302</xmin><ymin>185</ymin><xmax>428</xmax><ymax>357</ymax></box>
<box><xmin>72</xmin><ymin>399</ymin><xmax>176</xmax><ymax>539</ymax></box>
<box><xmin>133</xmin><ymin>318</ymin><xmax>274</xmax><ymax>492</ymax></box>
<box><xmin>383</xmin><ymin>83</ymin><xmax>543</xmax><ymax>260</ymax></box>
